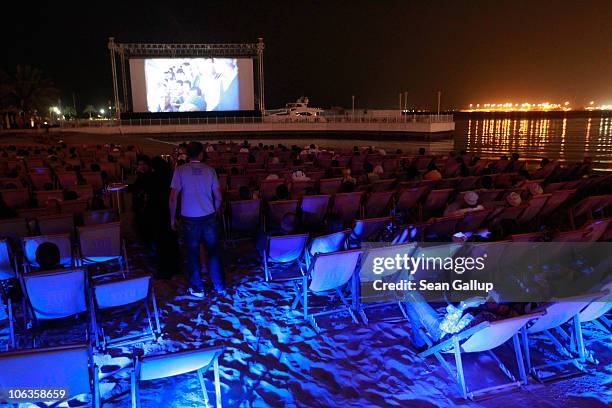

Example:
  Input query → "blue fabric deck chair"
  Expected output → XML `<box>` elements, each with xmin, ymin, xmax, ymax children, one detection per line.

<box><xmin>521</xmin><ymin>292</ymin><xmax>605</xmax><ymax>382</ymax></box>
<box><xmin>304</xmin><ymin>229</ymin><xmax>350</xmax><ymax>268</ymax></box>
<box><xmin>262</xmin><ymin>233</ymin><xmax>309</xmax><ymax>281</ymax></box>
<box><xmin>348</xmin><ymin>216</ymin><xmax>392</xmax><ymax>248</ymax></box>
<box><xmin>358</xmin><ymin>242</ymin><xmax>417</xmax><ymax>323</ymax></box>
<box><xmin>0</xmin><ymin>343</ymin><xmax>100</xmax><ymax>407</ymax></box>
<box><xmin>90</xmin><ymin>274</ymin><xmax>161</xmax><ymax>350</ymax></box>
<box><xmin>417</xmin><ymin>311</ymin><xmax>545</xmax><ymax>400</ymax></box>
<box><xmin>0</xmin><ymin>238</ymin><xmax>18</xmax><ymax>349</ymax></box>
<box><xmin>131</xmin><ymin>346</ymin><xmax>225</xmax><ymax>408</ymax></box>
<box><xmin>292</xmin><ymin>249</ymin><xmax>363</xmax><ymax>332</ymax></box>
<box><xmin>300</xmin><ymin>194</ymin><xmax>330</xmax><ymax>228</ymax></box>
<box><xmin>577</xmin><ymin>295</ymin><xmax>611</xmax><ymax>363</ymax></box>
<box><xmin>224</xmin><ymin>198</ymin><xmax>261</xmax><ymax>242</ymax></box>
<box><xmin>20</xmin><ymin>268</ymin><xmax>89</xmax><ymax>347</ymax></box>
<box><xmin>22</xmin><ymin>233</ymin><xmax>74</xmax><ymax>272</ymax></box>
<box><xmin>77</xmin><ymin>221</ymin><xmax>129</xmax><ymax>278</ymax></box>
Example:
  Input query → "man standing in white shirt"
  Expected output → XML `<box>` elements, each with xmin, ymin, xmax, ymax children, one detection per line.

<box><xmin>169</xmin><ymin>142</ymin><xmax>225</xmax><ymax>297</ymax></box>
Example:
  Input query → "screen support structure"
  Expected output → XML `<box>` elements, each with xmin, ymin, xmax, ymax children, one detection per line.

<box><xmin>107</xmin><ymin>37</ymin><xmax>265</xmax><ymax>119</ymax></box>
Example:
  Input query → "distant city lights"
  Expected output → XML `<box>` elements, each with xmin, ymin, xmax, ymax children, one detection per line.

<box><xmin>463</xmin><ymin>101</ymin><xmax>612</xmax><ymax>112</ymax></box>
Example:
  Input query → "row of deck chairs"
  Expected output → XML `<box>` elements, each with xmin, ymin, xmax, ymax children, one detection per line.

<box><xmin>0</xmin><ymin>342</ymin><xmax>224</xmax><ymax>407</ymax></box>
<box><xmin>364</xmin><ymin>241</ymin><xmax>611</xmax><ymax>399</ymax></box>
<box><xmin>0</xmin><ymin>184</ymin><xmax>98</xmax><ymax>208</ymax></box>
<box><xmin>224</xmin><ymin>191</ymin><xmax>612</xmax><ymax>246</ymax></box>
<box><xmin>298</xmin><ymin>237</ymin><xmax>612</xmax><ymax>399</ymax></box>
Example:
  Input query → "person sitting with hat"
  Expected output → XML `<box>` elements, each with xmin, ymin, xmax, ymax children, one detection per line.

<box><xmin>444</xmin><ymin>191</ymin><xmax>485</xmax><ymax>217</ymax></box>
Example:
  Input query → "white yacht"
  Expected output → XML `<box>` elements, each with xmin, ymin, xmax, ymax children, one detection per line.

<box><xmin>267</xmin><ymin>97</ymin><xmax>325</xmax><ymax>121</ymax></box>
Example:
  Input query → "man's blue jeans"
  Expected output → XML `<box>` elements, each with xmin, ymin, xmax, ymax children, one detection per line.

<box><xmin>182</xmin><ymin>214</ymin><xmax>225</xmax><ymax>292</ymax></box>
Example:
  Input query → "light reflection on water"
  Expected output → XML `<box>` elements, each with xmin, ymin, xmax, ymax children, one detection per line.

<box><xmin>183</xmin><ymin>113</ymin><xmax>612</xmax><ymax>172</ymax></box>
<box><xmin>454</xmin><ymin>114</ymin><xmax>612</xmax><ymax>171</ymax></box>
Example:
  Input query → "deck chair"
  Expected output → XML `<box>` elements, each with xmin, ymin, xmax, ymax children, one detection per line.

<box><xmin>304</xmin><ymin>229</ymin><xmax>350</xmax><ymax>267</ymax></box>
<box><xmin>395</xmin><ymin>186</ymin><xmax>428</xmax><ymax>220</ymax></box>
<box><xmin>486</xmin><ymin>205</ymin><xmax>526</xmax><ymax>230</ymax></box>
<box><xmin>455</xmin><ymin>209</ymin><xmax>491</xmax><ymax>234</ymax></box>
<box><xmin>359</xmin><ymin>242</ymin><xmax>417</xmax><ymax>323</ymax></box>
<box><xmin>418</xmin><ymin>312</ymin><xmax>544</xmax><ymax>399</ymax></box>
<box><xmin>265</xmin><ymin>200</ymin><xmax>299</xmax><ymax>232</ymax></box>
<box><xmin>57</xmin><ymin>171</ymin><xmax>78</xmax><ymax>188</ymax></box>
<box><xmin>543</xmin><ymin>181</ymin><xmax>567</xmax><ymax>193</ymax></box>
<box><xmin>319</xmin><ymin>178</ymin><xmax>342</xmax><ymax>194</ymax></box>
<box><xmin>423</xmin><ymin>215</ymin><xmax>464</xmax><ymax>241</ymax></box>
<box><xmin>292</xmin><ymin>249</ymin><xmax>363</xmax><ymax>332</ymax></box>
<box><xmin>73</xmin><ymin>184</ymin><xmax>95</xmax><ymax>200</ymax></box>
<box><xmin>370</xmin><ymin>179</ymin><xmax>396</xmax><ymax>192</ymax></box>
<box><xmin>21</xmin><ymin>268</ymin><xmax>89</xmax><ymax>343</ymax></box>
<box><xmin>80</xmin><ymin>171</ymin><xmax>104</xmax><ymax>189</ymax></box>
<box><xmin>34</xmin><ymin>190</ymin><xmax>64</xmax><ymax>206</ymax></box>
<box><xmin>0</xmin><ymin>217</ymin><xmax>28</xmax><ymax>246</ymax></box>
<box><xmin>225</xmin><ymin>199</ymin><xmax>261</xmax><ymax>240</ymax></box>
<box><xmin>290</xmin><ymin>180</ymin><xmax>316</xmax><ymax>198</ymax></box>
<box><xmin>83</xmin><ymin>209</ymin><xmax>119</xmax><ymax>225</ymax></box>
<box><xmin>217</xmin><ymin>174</ymin><xmax>228</xmax><ymax>192</ymax></box>
<box><xmin>421</xmin><ymin>189</ymin><xmax>454</xmax><ymax>220</ymax></box>
<box><xmin>36</xmin><ymin>213</ymin><xmax>75</xmax><ymax>236</ymax></box>
<box><xmin>551</xmin><ymin>228</ymin><xmax>589</xmax><ymax>242</ymax></box>
<box><xmin>539</xmin><ymin>189</ymin><xmax>575</xmax><ymax>219</ymax></box>
<box><xmin>581</xmin><ymin>218</ymin><xmax>612</xmax><ymax>242</ymax></box>
<box><xmin>90</xmin><ymin>274</ymin><xmax>161</xmax><ymax>349</ymax></box>
<box><xmin>29</xmin><ymin>172</ymin><xmax>54</xmax><ymax>190</ymax></box>
<box><xmin>348</xmin><ymin>216</ymin><xmax>392</xmax><ymax>248</ymax></box>
<box><xmin>577</xmin><ymin>297</ymin><xmax>611</xmax><ymax>361</ymax></box>
<box><xmin>0</xmin><ymin>343</ymin><xmax>100</xmax><ymax>407</ymax></box>
<box><xmin>531</xmin><ymin>160</ymin><xmax>559</xmax><ymax>180</ymax></box>
<box><xmin>22</xmin><ymin>233</ymin><xmax>74</xmax><ymax>272</ymax></box>
<box><xmin>262</xmin><ymin>233</ymin><xmax>309</xmax><ymax>281</ymax></box>
<box><xmin>0</xmin><ymin>238</ymin><xmax>17</xmax><ymax>349</ymax></box>
<box><xmin>259</xmin><ymin>179</ymin><xmax>285</xmax><ymax>201</ymax></box>
<box><xmin>363</xmin><ymin>191</ymin><xmax>395</xmax><ymax>218</ymax></box>
<box><xmin>300</xmin><ymin>194</ymin><xmax>330</xmax><ymax>227</ymax></box>
<box><xmin>521</xmin><ymin>292</ymin><xmax>605</xmax><ymax>381</ymax></box>
<box><xmin>436</xmin><ymin>177</ymin><xmax>460</xmax><ymax>190</ymax></box>
<box><xmin>332</xmin><ymin>192</ymin><xmax>363</xmax><ymax>227</ymax></box>
<box><xmin>59</xmin><ymin>199</ymin><xmax>89</xmax><ymax>216</ymax></box>
<box><xmin>456</xmin><ymin>176</ymin><xmax>480</xmax><ymax>191</ymax></box>
<box><xmin>1</xmin><ymin>188</ymin><xmax>29</xmax><ymax>208</ymax></box>
<box><xmin>569</xmin><ymin>194</ymin><xmax>612</xmax><ymax>229</ymax></box>
<box><xmin>510</xmin><ymin>232</ymin><xmax>545</xmax><ymax>242</ymax></box>
<box><xmin>475</xmin><ymin>189</ymin><xmax>503</xmax><ymax>203</ymax></box>
<box><xmin>131</xmin><ymin>347</ymin><xmax>225</xmax><ymax>408</ymax></box>
<box><xmin>516</xmin><ymin>194</ymin><xmax>550</xmax><ymax>225</ymax></box>
<box><xmin>77</xmin><ymin>222</ymin><xmax>129</xmax><ymax>277</ymax></box>
<box><xmin>229</xmin><ymin>174</ymin><xmax>250</xmax><ymax>190</ymax></box>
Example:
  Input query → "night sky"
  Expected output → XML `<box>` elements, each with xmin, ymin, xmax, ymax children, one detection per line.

<box><xmin>2</xmin><ymin>0</ymin><xmax>611</xmax><ymax>111</ymax></box>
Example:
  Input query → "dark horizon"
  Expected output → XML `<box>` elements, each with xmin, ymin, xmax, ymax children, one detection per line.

<box><xmin>2</xmin><ymin>0</ymin><xmax>611</xmax><ymax>112</ymax></box>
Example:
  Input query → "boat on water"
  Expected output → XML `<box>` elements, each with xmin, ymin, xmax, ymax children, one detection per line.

<box><xmin>266</xmin><ymin>97</ymin><xmax>326</xmax><ymax>121</ymax></box>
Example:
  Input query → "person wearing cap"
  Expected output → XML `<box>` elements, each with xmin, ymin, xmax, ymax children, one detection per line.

<box><xmin>505</xmin><ymin>191</ymin><xmax>523</xmax><ymax>207</ymax></box>
<box><xmin>169</xmin><ymin>141</ymin><xmax>225</xmax><ymax>298</ymax></box>
<box><xmin>444</xmin><ymin>191</ymin><xmax>484</xmax><ymax>217</ymax></box>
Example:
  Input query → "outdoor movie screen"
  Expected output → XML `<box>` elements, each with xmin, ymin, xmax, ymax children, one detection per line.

<box><xmin>129</xmin><ymin>58</ymin><xmax>255</xmax><ymax>113</ymax></box>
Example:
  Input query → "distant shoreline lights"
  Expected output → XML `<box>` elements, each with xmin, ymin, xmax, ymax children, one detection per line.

<box><xmin>462</xmin><ymin>101</ymin><xmax>612</xmax><ymax>112</ymax></box>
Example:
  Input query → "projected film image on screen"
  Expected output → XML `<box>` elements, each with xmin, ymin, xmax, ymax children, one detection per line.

<box><xmin>145</xmin><ymin>58</ymin><xmax>239</xmax><ymax>112</ymax></box>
